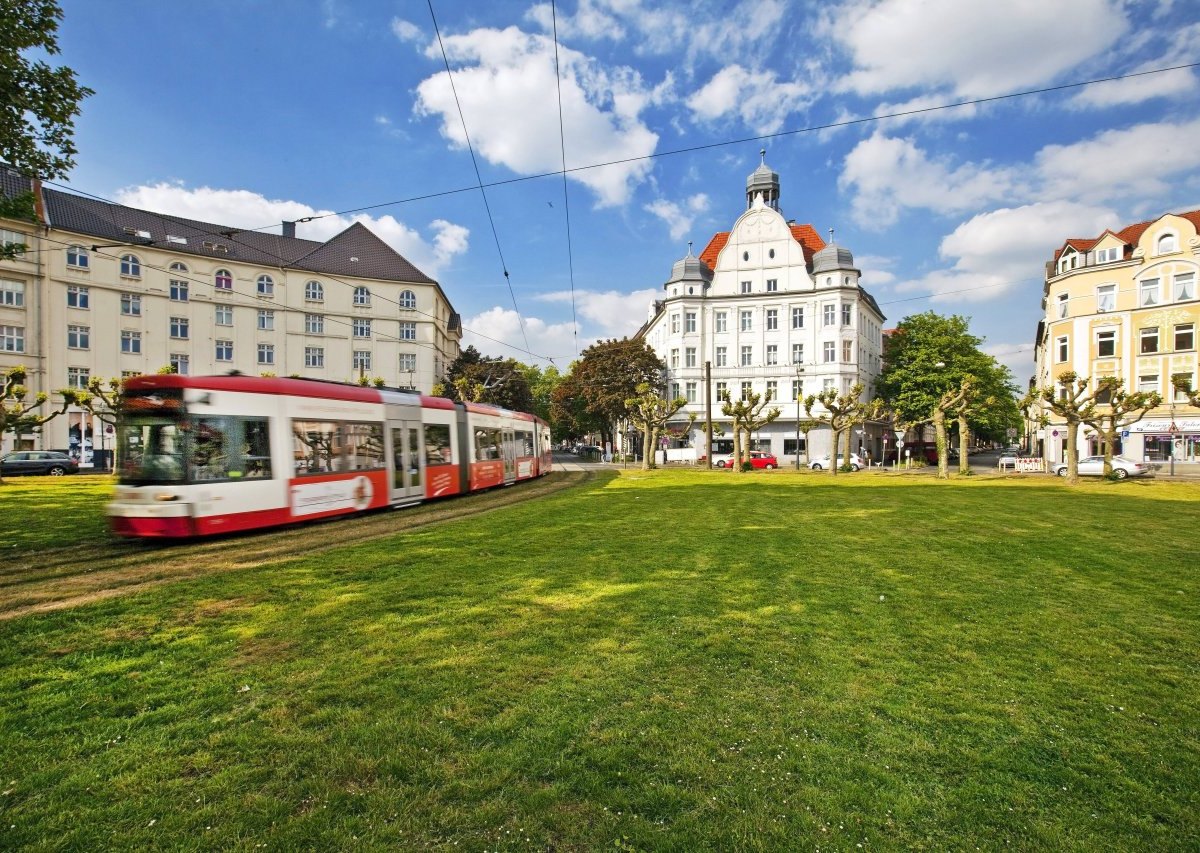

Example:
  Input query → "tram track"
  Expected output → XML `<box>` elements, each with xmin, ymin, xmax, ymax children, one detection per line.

<box><xmin>0</xmin><ymin>469</ymin><xmax>597</xmax><ymax>622</ymax></box>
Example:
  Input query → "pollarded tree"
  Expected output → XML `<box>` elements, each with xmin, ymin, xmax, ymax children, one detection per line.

<box><xmin>804</xmin><ymin>383</ymin><xmax>869</xmax><ymax>476</ymax></box>
<box><xmin>1</xmin><ymin>365</ymin><xmax>70</xmax><ymax>481</ymax></box>
<box><xmin>1024</xmin><ymin>371</ymin><xmax>1099</xmax><ymax>485</ymax></box>
<box><xmin>1082</xmin><ymin>377</ymin><xmax>1162</xmax><ymax>477</ymax></box>
<box><xmin>0</xmin><ymin>0</ymin><xmax>93</xmax><ymax>181</ymax></box>
<box><xmin>626</xmin><ymin>383</ymin><xmax>690</xmax><ymax>470</ymax></box>
<box><xmin>720</xmin><ymin>388</ymin><xmax>780</xmax><ymax>472</ymax></box>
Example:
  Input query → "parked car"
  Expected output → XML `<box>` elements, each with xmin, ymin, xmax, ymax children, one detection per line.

<box><xmin>0</xmin><ymin>450</ymin><xmax>80</xmax><ymax>477</ymax></box>
<box><xmin>809</xmin><ymin>453</ymin><xmax>864</xmax><ymax>471</ymax></box>
<box><xmin>713</xmin><ymin>451</ymin><xmax>778</xmax><ymax>469</ymax></box>
<box><xmin>1054</xmin><ymin>455</ymin><xmax>1151</xmax><ymax>480</ymax></box>
<box><xmin>998</xmin><ymin>451</ymin><xmax>1020</xmax><ymax>469</ymax></box>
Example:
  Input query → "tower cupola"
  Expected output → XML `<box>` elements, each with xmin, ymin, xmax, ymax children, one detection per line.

<box><xmin>746</xmin><ymin>149</ymin><xmax>780</xmax><ymax>211</ymax></box>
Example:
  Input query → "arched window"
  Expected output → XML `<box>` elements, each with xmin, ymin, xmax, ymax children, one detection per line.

<box><xmin>1157</xmin><ymin>233</ymin><xmax>1178</xmax><ymax>254</ymax></box>
<box><xmin>305</xmin><ymin>280</ymin><xmax>324</xmax><ymax>301</ymax></box>
<box><xmin>353</xmin><ymin>286</ymin><xmax>371</xmax><ymax>306</ymax></box>
<box><xmin>120</xmin><ymin>254</ymin><xmax>141</xmax><ymax>277</ymax></box>
<box><xmin>214</xmin><ymin>269</ymin><xmax>233</xmax><ymax>290</ymax></box>
<box><xmin>169</xmin><ymin>261</ymin><xmax>188</xmax><ymax>273</ymax></box>
<box><xmin>66</xmin><ymin>245</ymin><xmax>89</xmax><ymax>268</ymax></box>
<box><xmin>399</xmin><ymin>289</ymin><xmax>417</xmax><ymax>309</ymax></box>
<box><xmin>257</xmin><ymin>274</ymin><xmax>274</xmax><ymax>297</ymax></box>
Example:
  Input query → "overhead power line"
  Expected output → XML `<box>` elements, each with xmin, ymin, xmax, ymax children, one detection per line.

<box><xmin>550</xmin><ymin>0</ymin><xmax>580</xmax><ymax>358</ymax></box>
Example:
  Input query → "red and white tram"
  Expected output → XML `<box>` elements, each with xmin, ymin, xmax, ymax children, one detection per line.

<box><xmin>106</xmin><ymin>374</ymin><xmax>553</xmax><ymax>538</ymax></box>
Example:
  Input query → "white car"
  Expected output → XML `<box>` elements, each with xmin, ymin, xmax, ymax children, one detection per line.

<box><xmin>809</xmin><ymin>453</ymin><xmax>864</xmax><ymax>471</ymax></box>
<box><xmin>1054</xmin><ymin>455</ymin><xmax>1152</xmax><ymax>480</ymax></box>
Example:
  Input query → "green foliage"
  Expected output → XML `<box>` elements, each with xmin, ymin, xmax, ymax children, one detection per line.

<box><xmin>625</xmin><ymin>382</ymin><xmax>688</xmax><ymax>470</ymax></box>
<box><xmin>551</xmin><ymin>339</ymin><xmax>664</xmax><ymax>442</ymax></box>
<box><xmin>719</xmin><ymin>387</ymin><xmax>780</xmax><ymax>473</ymax></box>
<box><xmin>0</xmin><ymin>191</ymin><xmax>36</xmax><ymax>258</ymax></box>
<box><xmin>439</xmin><ymin>346</ymin><xmax>534</xmax><ymax>411</ymax></box>
<box><xmin>0</xmin><ymin>0</ymin><xmax>93</xmax><ymax>179</ymax></box>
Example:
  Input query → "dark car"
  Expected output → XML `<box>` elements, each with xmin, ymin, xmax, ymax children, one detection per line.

<box><xmin>0</xmin><ymin>450</ymin><xmax>80</xmax><ymax>476</ymax></box>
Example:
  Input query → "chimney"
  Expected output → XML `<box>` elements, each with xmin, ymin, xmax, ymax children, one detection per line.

<box><xmin>282</xmin><ymin>220</ymin><xmax>296</xmax><ymax>238</ymax></box>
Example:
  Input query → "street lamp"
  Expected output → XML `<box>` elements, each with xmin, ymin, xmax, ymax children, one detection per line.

<box><xmin>795</xmin><ymin>364</ymin><xmax>806</xmax><ymax>469</ymax></box>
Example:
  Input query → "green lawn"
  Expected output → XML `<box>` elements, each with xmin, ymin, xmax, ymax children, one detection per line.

<box><xmin>1</xmin><ymin>471</ymin><xmax>1198</xmax><ymax>849</ymax></box>
<box><xmin>0</xmin><ymin>474</ymin><xmax>114</xmax><ymax>550</ymax></box>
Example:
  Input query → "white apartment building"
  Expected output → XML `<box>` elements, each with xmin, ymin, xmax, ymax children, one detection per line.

<box><xmin>1032</xmin><ymin>209</ymin><xmax>1199</xmax><ymax>467</ymax></box>
<box><xmin>638</xmin><ymin>154</ymin><xmax>886</xmax><ymax>463</ymax></box>
<box><xmin>0</xmin><ymin>168</ymin><xmax>461</xmax><ymax>459</ymax></box>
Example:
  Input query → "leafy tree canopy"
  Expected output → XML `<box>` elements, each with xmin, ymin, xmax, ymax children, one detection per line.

<box><xmin>437</xmin><ymin>346</ymin><xmax>534</xmax><ymax>412</ymax></box>
<box><xmin>567</xmin><ymin>338</ymin><xmax>665</xmax><ymax>432</ymax></box>
<box><xmin>0</xmin><ymin>0</ymin><xmax>93</xmax><ymax>179</ymax></box>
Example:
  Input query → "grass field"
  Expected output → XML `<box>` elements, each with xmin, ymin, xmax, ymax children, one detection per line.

<box><xmin>1</xmin><ymin>470</ymin><xmax>1198</xmax><ymax>849</ymax></box>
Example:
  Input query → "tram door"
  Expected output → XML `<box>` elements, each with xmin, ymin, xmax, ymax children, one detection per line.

<box><xmin>502</xmin><ymin>428</ymin><xmax>516</xmax><ymax>484</ymax></box>
<box><xmin>391</xmin><ymin>423</ymin><xmax>424</xmax><ymax>501</ymax></box>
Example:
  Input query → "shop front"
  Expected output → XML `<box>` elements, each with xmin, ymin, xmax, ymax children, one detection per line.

<box><xmin>1126</xmin><ymin>418</ymin><xmax>1200</xmax><ymax>466</ymax></box>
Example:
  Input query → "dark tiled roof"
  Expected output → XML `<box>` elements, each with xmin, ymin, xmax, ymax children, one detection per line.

<box><xmin>0</xmin><ymin>167</ymin><xmax>33</xmax><ymax>202</ymax></box>
<box><xmin>32</xmin><ymin>185</ymin><xmax>435</xmax><ymax>284</ymax></box>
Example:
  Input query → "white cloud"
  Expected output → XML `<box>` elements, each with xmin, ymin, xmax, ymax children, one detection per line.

<box><xmin>1071</xmin><ymin>23</ymin><xmax>1200</xmax><ymax>108</ymax></box>
<box><xmin>873</xmin><ymin>94</ymin><xmax>980</xmax><ymax>127</ymax></box>
<box><xmin>390</xmin><ymin>18</ymin><xmax>421</xmax><ymax>42</ymax></box>
<box><xmin>537</xmin><ymin>287</ymin><xmax>660</xmax><ymax>339</ymax></box>
<box><xmin>413</xmin><ymin>26</ymin><xmax>663</xmax><ymax>207</ymax></box>
<box><xmin>644</xmin><ymin>193</ymin><xmax>710</xmax><ymax>240</ymax></box>
<box><xmin>893</xmin><ymin>201</ymin><xmax>1116</xmax><ymax>303</ymax></box>
<box><xmin>840</xmin><ymin>132</ymin><xmax>1022</xmax><ymax>227</ymax></box>
<box><xmin>982</xmin><ymin>341</ymin><xmax>1036</xmax><ymax>382</ymax></box>
<box><xmin>461</xmin><ymin>306</ymin><xmax>580</xmax><ymax>366</ymax></box>
<box><xmin>825</xmin><ymin>0</ymin><xmax>1128</xmax><ymax>98</ymax></box>
<box><xmin>687</xmin><ymin>65</ymin><xmax>815</xmax><ymax>133</ymax></box>
<box><xmin>525</xmin><ymin>0</ymin><xmax>626</xmax><ymax>41</ymax></box>
<box><xmin>854</xmin><ymin>254</ymin><xmax>897</xmax><ymax>286</ymax></box>
<box><xmin>112</xmin><ymin>183</ymin><xmax>469</xmax><ymax>277</ymax></box>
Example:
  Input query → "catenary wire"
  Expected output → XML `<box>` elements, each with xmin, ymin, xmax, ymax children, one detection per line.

<box><xmin>550</xmin><ymin>0</ymin><xmax>580</xmax><ymax>357</ymax></box>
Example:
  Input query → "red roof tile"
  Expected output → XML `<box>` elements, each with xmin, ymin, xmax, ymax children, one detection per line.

<box><xmin>698</xmin><ymin>223</ymin><xmax>826</xmax><ymax>270</ymax></box>
<box><xmin>1053</xmin><ymin>208</ymin><xmax>1200</xmax><ymax>264</ymax></box>
<box><xmin>699</xmin><ymin>232</ymin><xmax>728</xmax><ymax>269</ymax></box>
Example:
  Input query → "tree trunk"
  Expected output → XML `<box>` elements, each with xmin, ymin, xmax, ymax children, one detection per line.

<box><xmin>843</xmin><ymin>424</ymin><xmax>854</xmax><ymax>472</ymax></box>
<box><xmin>1100</xmin><ymin>420</ymin><xmax>1115</xmax><ymax>476</ymax></box>
<box><xmin>642</xmin><ymin>426</ymin><xmax>655</xmax><ymax>470</ymax></box>
<box><xmin>933</xmin><ymin>408</ymin><xmax>949</xmax><ymax>479</ymax></box>
<box><xmin>732</xmin><ymin>425</ymin><xmax>743</xmax><ymax>474</ymax></box>
<box><xmin>829</xmin><ymin>427</ymin><xmax>840</xmax><ymax>476</ymax></box>
<box><xmin>957</xmin><ymin>413</ymin><xmax>970</xmax><ymax>475</ymax></box>
<box><xmin>1064</xmin><ymin>419</ymin><xmax>1080</xmax><ymax>485</ymax></box>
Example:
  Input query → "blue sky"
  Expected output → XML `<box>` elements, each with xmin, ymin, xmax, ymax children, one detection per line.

<box><xmin>54</xmin><ymin>0</ymin><xmax>1200</xmax><ymax>378</ymax></box>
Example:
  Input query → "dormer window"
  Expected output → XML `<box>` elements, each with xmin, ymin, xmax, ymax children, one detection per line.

<box><xmin>1094</xmin><ymin>246</ymin><xmax>1120</xmax><ymax>264</ymax></box>
<box><xmin>1157</xmin><ymin>233</ymin><xmax>1178</xmax><ymax>254</ymax></box>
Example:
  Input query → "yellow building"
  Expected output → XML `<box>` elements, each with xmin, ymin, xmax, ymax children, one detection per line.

<box><xmin>1033</xmin><ymin>210</ymin><xmax>1199</xmax><ymax>468</ymax></box>
<box><xmin>0</xmin><ymin>169</ymin><xmax>461</xmax><ymax>460</ymax></box>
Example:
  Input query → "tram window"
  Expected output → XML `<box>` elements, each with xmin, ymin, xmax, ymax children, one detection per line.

<box><xmin>424</xmin><ymin>423</ymin><xmax>453</xmax><ymax>465</ymax></box>
<box><xmin>191</xmin><ymin>418</ymin><xmax>230</xmax><ymax>480</ymax></box>
<box><xmin>515</xmin><ymin>430</ymin><xmax>534</xmax><ymax>456</ymax></box>
<box><xmin>293</xmin><ymin>420</ymin><xmax>339</xmax><ymax>474</ymax></box>
<box><xmin>241</xmin><ymin>419</ymin><xmax>272</xmax><ymax>479</ymax></box>
<box><xmin>190</xmin><ymin>417</ymin><xmax>272</xmax><ymax>481</ymax></box>
<box><xmin>345</xmin><ymin>423</ymin><xmax>385</xmax><ymax>470</ymax></box>
<box><xmin>474</xmin><ymin>427</ymin><xmax>502</xmax><ymax>460</ymax></box>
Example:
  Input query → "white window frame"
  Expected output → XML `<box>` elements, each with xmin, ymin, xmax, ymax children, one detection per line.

<box><xmin>792</xmin><ymin>307</ymin><xmax>804</xmax><ymax>329</ymax></box>
<box><xmin>1175</xmin><ymin>322</ymin><xmax>1195</xmax><ymax>352</ymax></box>
<box><xmin>792</xmin><ymin>343</ymin><xmax>804</xmax><ymax>364</ymax></box>
<box><xmin>169</xmin><ymin>316</ymin><xmax>189</xmax><ymax>339</ymax></box>
<box><xmin>305</xmin><ymin>346</ymin><xmax>324</xmax><ymax>368</ymax></box>
<box><xmin>1174</xmin><ymin>272</ymin><xmax>1195</xmax><ymax>302</ymax></box>
<box><xmin>120</xmin><ymin>254</ymin><xmax>141</xmax><ymax>277</ymax></box>
<box><xmin>1140</xmin><ymin>327</ymin><xmax>1159</xmax><ymax>354</ymax></box>
<box><xmin>399</xmin><ymin>321</ymin><xmax>417</xmax><ymax>341</ymax></box>
<box><xmin>740</xmin><ymin>310</ymin><xmax>752</xmax><ymax>332</ymax></box>
<box><xmin>1096</xmin><ymin>329</ymin><xmax>1116</xmax><ymax>358</ymax></box>
<box><xmin>0</xmin><ymin>279</ymin><xmax>24</xmax><ymax>307</ymax></box>
<box><xmin>823</xmin><ymin>341</ymin><xmax>836</xmax><ymax>363</ymax></box>
<box><xmin>215</xmin><ymin>269</ymin><xmax>233</xmax><ymax>291</ymax></box>
<box><xmin>257</xmin><ymin>343</ymin><xmax>275</xmax><ymax>366</ymax></box>
<box><xmin>1055</xmin><ymin>335</ymin><xmax>1068</xmax><ymax>363</ymax></box>
<box><xmin>740</xmin><ymin>345</ymin><xmax>753</xmax><ymax>367</ymax></box>
<box><xmin>257</xmin><ymin>274</ymin><xmax>274</xmax><ymax>297</ymax></box>
<box><xmin>353</xmin><ymin>286</ymin><xmax>371</xmax><ymax>306</ymax></box>
<box><xmin>215</xmin><ymin>340</ymin><xmax>234</xmax><ymax>362</ymax></box>
<box><xmin>0</xmin><ymin>325</ymin><xmax>25</xmax><ymax>352</ymax></box>
<box><xmin>766</xmin><ymin>344</ymin><xmax>778</xmax><ymax>365</ymax></box>
<box><xmin>215</xmin><ymin>305</ymin><xmax>233</xmax><ymax>326</ymax></box>
<box><xmin>1140</xmin><ymin>279</ymin><xmax>1160</xmax><ymax>307</ymax></box>
<box><xmin>715</xmin><ymin>346</ymin><xmax>727</xmax><ymax>367</ymax></box>
<box><xmin>257</xmin><ymin>309</ymin><xmax>275</xmax><ymax>331</ymax></box>
<box><xmin>121</xmin><ymin>330</ymin><xmax>142</xmax><ymax>354</ymax></box>
<box><xmin>305</xmin><ymin>313</ymin><xmax>324</xmax><ymax>334</ymax></box>
<box><xmin>1096</xmin><ymin>284</ymin><xmax>1116</xmax><ymax>312</ymax></box>
<box><xmin>67</xmin><ymin>324</ymin><xmax>89</xmax><ymax>349</ymax></box>
<box><xmin>715</xmin><ymin>312</ymin><xmax>727</xmax><ymax>333</ymax></box>
<box><xmin>766</xmin><ymin>309</ymin><xmax>778</xmax><ymax>331</ymax></box>
<box><xmin>305</xmin><ymin>280</ymin><xmax>323</xmax><ymax>301</ymax></box>
<box><xmin>67</xmin><ymin>285</ymin><xmax>89</xmax><ymax>309</ymax></box>
<box><xmin>66</xmin><ymin>245</ymin><xmax>89</xmax><ymax>268</ymax></box>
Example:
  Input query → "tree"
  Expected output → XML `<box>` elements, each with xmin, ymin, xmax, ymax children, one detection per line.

<box><xmin>1</xmin><ymin>365</ymin><xmax>69</xmax><ymax>480</ymax></box>
<box><xmin>437</xmin><ymin>346</ymin><xmax>534</xmax><ymax>412</ymax></box>
<box><xmin>626</xmin><ymin>383</ymin><xmax>689</xmax><ymax>470</ymax></box>
<box><xmin>0</xmin><ymin>0</ymin><xmax>93</xmax><ymax>180</ymax></box>
<box><xmin>804</xmin><ymin>383</ymin><xmax>872</xmax><ymax>476</ymax></box>
<box><xmin>560</xmin><ymin>339</ymin><xmax>665</xmax><ymax>447</ymax></box>
<box><xmin>521</xmin><ymin>363</ymin><xmax>561</xmax><ymax>426</ymax></box>
<box><xmin>1174</xmin><ymin>375</ymin><xmax>1199</xmax><ymax>407</ymax></box>
<box><xmin>720</xmin><ymin>388</ymin><xmax>780</xmax><ymax>472</ymax></box>
<box><xmin>878</xmin><ymin>312</ymin><xmax>1020</xmax><ymax>479</ymax></box>
<box><xmin>1082</xmin><ymin>377</ymin><xmax>1161</xmax><ymax>477</ymax></box>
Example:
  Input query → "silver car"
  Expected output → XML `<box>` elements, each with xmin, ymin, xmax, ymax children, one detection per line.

<box><xmin>1054</xmin><ymin>455</ymin><xmax>1151</xmax><ymax>480</ymax></box>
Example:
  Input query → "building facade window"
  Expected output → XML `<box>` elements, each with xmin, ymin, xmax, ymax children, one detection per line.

<box><xmin>842</xmin><ymin>340</ymin><xmax>853</xmax><ymax>362</ymax></box>
<box><xmin>257</xmin><ymin>274</ymin><xmax>274</xmax><ymax>297</ymax></box>
<box><xmin>305</xmin><ymin>280</ymin><xmax>323</xmax><ymax>301</ymax></box>
<box><xmin>1140</xmin><ymin>327</ymin><xmax>1159</xmax><ymax>354</ymax></box>
<box><xmin>1140</xmin><ymin>279</ymin><xmax>1159</xmax><ymax>307</ymax></box>
<box><xmin>399</xmin><ymin>321</ymin><xmax>417</xmax><ymax>340</ymax></box>
<box><xmin>120</xmin><ymin>254</ymin><xmax>141</xmax><ymax>277</ymax></box>
<box><xmin>169</xmin><ymin>316</ymin><xmax>189</xmax><ymax>339</ymax></box>
<box><xmin>1094</xmin><ymin>246</ymin><xmax>1119</xmax><ymax>263</ymax></box>
<box><xmin>792</xmin><ymin>306</ymin><xmax>804</xmax><ymax>329</ymax></box>
<box><xmin>353</xmin><ymin>350</ymin><xmax>371</xmax><ymax>372</ymax></box>
<box><xmin>685</xmin><ymin>381</ymin><xmax>697</xmax><ymax>403</ymax></box>
<box><xmin>823</xmin><ymin>304</ymin><xmax>835</xmax><ymax>325</ymax></box>
<box><xmin>686</xmin><ymin>311</ymin><xmax>696</xmax><ymax>333</ymax></box>
<box><xmin>121</xmin><ymin>330</ymin><xmax>141</xmax><ymax>354</ymax></box>
<box><xmin>1157</xmin><ymin>233</ymin><xmax>1178</xmax><ymax>254</ymax></box>
<box><xmin>215</xmin><ymin>269</ymin><xmax>233</xmax><ymax>291</ymax></box>
<box><xmin>1</xmin><ymin>325</ymin><xmax>24</xmax><ymax>352</ymax></box>
<box><xmin>0</xmin><ymin>279</ymin><xmax>24</xmax><ymax>307</ymax></box>
<box><xmin>1138</xmin><ymin>374</ymin><xmax>1158</xmax><ymax>393</ymax></box>
<box><xmin>670</xmin><ymin>348</ymin><xmax>679</xmax><ymax>368</ymax></box>
<box><xmin>1175</xmin><ymin>272</ymin><xmax>1195</xmax><ymax>301</ymax></box>
<box><xmin>121</xmin><ymin>293</ymin><xmax>141</xmax><ymax>316</ymax></box>
<box><xmin>1173</xmin><ymin>373</ymin><xmax>1193</xmax><ymax>402</ymax></box>
<box><xmin>305</xmin><ymin>313</ymin><xmax>324</xmax><ymax>334</ymax></box>
<box><xmin>791</xmin><ymin>380</ymin><xmax>802</xmax><ymax>400</ymax></box>
<box><xmin>170</xmin><ymin>354</ymin><xmax>189</xmax><ymax>375</ymax></box>
<box><xmin>842</xmin><ymin>304</ymin><xmax>852</xmax><ymax>326</ymax></box>
<box><xmin>215</xmin><ymin>305</ymin><xmax>233</xmax><ymax>326</ymax></box>
<box><xmin>740</xmin><ymin>310</ymin><xmax>752</xmax><ymax>332</ymax></box>
<box><xmin>258</xmin><ymin>343</ymin><xmax>275</xmax><ymax>366</ymax></box>
<box><xmin>1057</xmin><ymin>292</ymin><xmax>1068</xmax><ymax>318</ymax></box>
<box><xmin>715</xmin><ymin>312</ymin><xmax>727</xmax><ymax>333</ymax></box>
<box><xmin>1096</xmin><ymin>329</ymin><xmax>1116</xmax><ymax>357</ymax></box>
<box><xmin>353</xmin><ymin>286</ymin><xmax>371</xmax><ymax>306</ymax></box>
<box><xmin>169</xmin><ymin>277</ymin><xmax>189</xmax><ymax>301</ymax></box>
<box><xmin>715</xmin><ymin>346</ymin><xmax>727</xmax><ymax>367</ymax></box>
<box><xmin>67</xmin><ymin>367</ymin><xmax>89</xmax><ymax>389</ymax></box>
<box><xmin>670</xmin><ymin>313</ymin><xmax>680</xmax><ymax>333</ymax></box>
<box><xmin>399</xmin><ymin>352</ymin><xmax>417</xmax><ymax>372</ymax></box>
<box><xmin>1176</xmin><ymin>323</ymin><xmax>1195</xmax><ymax>351</ymax></box>
<box><xmin>305</xmin><ymin>346</ymin><xmax>324</xmax><ymax>368</ymax></box>
<box><xmin>685</xmin><ymin>347</ymin><xmax>697</xmax><ymax>368</ymax></box>
<box><xmin>740</xmin><ymin>281</ymin><xmax>751</xmax><ymax>294</ymax></box>
<box><xmin>766</xmin><ymin>380</ymin><xmax>778</xmax><ymax>400</ymax></box>
<box><xmin>67</xmin><ymin>324</ymin><xmax>89</xmax><ymax>349</ymax></box>
<box><xmin>66</xmin><ymin>245</ymin><xmax>89</xmax><ymax>268</ymax></box>
<box><xmin>766</xmin><ymin>344</ymin><xmax>778</xmax><ymax>365</ymax></box>
<box><xmin>823</xmin><ymin>341</ymin><xmax>836</xmax><ymax>362</ymax></box>
<box><xmin>1097</xmin><ymin>284</ymin><xmax>1116</xmax><ymax>312</ymax></box>
<box><xmin>258</xmin><ymin>309</ymin><xmax>275</xmax><ymax>331</ymax></box>
<box><xmin>766</xmin><ymin>278</ymin><xmax>778</xmax><ymax>292</ymax></box>
<box><xmin>353</xmin><ymin>318</ymin><xmax>371</xmax><ymax>338</ymax></box>
<box><xmin>67</xmin><ymin>285</ymin><xmax>89</xmax><ymax>309</ymax></box>
<box><xmin>740</xmin><ymin>345</ymin><xmax>752</xmax><ymax>366</ymax></box>
<box><xmin>766</xmin><ymin>309</ymin><xmax>778</xmax><ymax>330</ymax></box>
<box><xmin>1056</xmin><ymin>335</ymin><xmax>1068</xmax><ymax>362</ymax></box>
<box><xmin>215</xmin><ymin>340</ymin><xmax>233</xmax><ymax>361</ymax></box>
<box><xmin>399</xmin><ymin>289</ymin><xmax>417</xmax><ymax>309</ymax></box>
<box><xmin>740</xmin><ymin>381</ymin><xmax>752</xmax><ymax>399</ymax></box>
<box><xmin>792</xmin><ymin>343</ymin><xmax>804</xmax><ymax>364</ymax></box>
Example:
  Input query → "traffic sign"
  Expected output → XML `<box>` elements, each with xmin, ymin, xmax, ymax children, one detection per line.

<box><xmin>1169</xmin><ymin>422</ymin><xmax>1178</xmax><ymax>433</ymax></box>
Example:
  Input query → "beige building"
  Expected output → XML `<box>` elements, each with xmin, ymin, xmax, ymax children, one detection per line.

<box><xmin>0</xmin><ymin>168</ymin><xmax>461</xmax><ymax>459</ymax></box>
<box><xmin>1033</xmin><ymin>210</ymin><xmax>1199</xmax><ymax>467</ymax></box>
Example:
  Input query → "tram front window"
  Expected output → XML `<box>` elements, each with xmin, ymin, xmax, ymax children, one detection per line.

<box><xmin>119</xmin><ymin>419</ymin><xmax>186</xmax><ymax>484</ymax></box>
